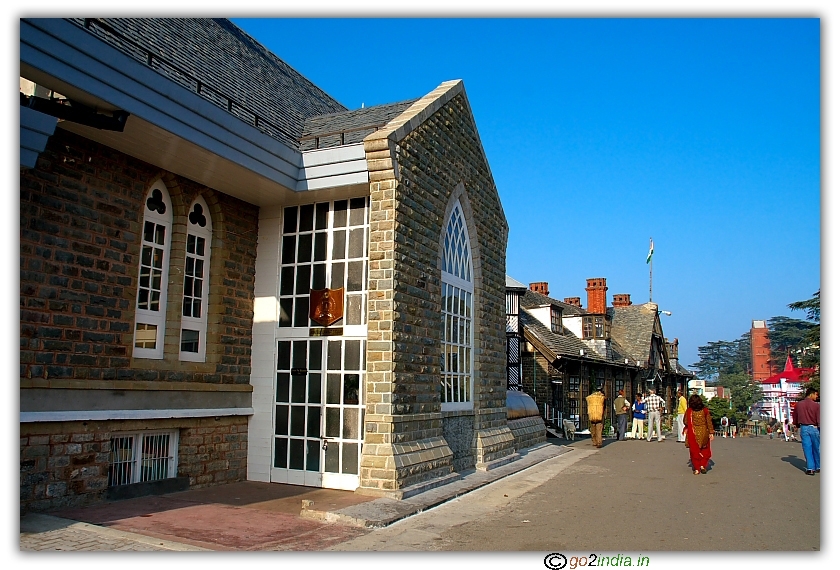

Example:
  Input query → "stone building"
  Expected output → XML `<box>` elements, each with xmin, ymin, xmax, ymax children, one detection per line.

<box><xmin>509</xmin><ymin>278</ymin><xmax>691</xmax><ymax>433</ymax></box>
<box><xmin>20</xmin><ymin>18</ymin><xmax>526</xmax><ymax>512</ymax></box>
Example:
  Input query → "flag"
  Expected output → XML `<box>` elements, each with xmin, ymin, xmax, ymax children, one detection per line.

<box><xmin>646</xmin><ymin>238</ymin><xmax>654</xmax><ymax>264</ymax></box>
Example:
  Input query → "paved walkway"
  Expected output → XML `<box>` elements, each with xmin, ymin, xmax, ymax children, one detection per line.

<box><xmin>20</xmin><ymin>513</ymin><xmax>207</xmax><ymax>551</ymax></box>
<box><xmin>19</xmin><ymin>440</ymin><xmax>571</xmax><ymax>551</ymax></box>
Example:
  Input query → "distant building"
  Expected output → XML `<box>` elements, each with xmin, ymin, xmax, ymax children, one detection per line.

<box><xmin>750</xmin><ymin>320</ymin><xmax>774</xmax><ymax>382</ymax></box>
<box><xmin>507</xmin><ymin>277</ymin><xmax>691</xmax><ymax>431</ymax></box>
<box><xmin>757</xmin><ymin>355</ymin><xmax>814</xmax><ymax>423</ymax></box>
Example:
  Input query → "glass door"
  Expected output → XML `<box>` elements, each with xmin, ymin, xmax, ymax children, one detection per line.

<box><xmin>271</xmin><ymin>198</ymin><xmax>369</xmax><ymax>489</ymax></box>
<box><xmin>272</xmin><ymin>338</ymin><xmax>365</xmax><ymax>489</ymax></box>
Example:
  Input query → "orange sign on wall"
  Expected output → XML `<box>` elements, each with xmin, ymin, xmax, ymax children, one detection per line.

<box><xmin>309</xmin><ymin>288</ymin><xmax>344</xmax><ymax>327</ymax></box>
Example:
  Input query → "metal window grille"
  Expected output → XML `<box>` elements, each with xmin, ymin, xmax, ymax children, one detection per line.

<box><xmin>108</xmin><ymin>430</ymin><xmax>178</xmax><ymax>487</ymax></box>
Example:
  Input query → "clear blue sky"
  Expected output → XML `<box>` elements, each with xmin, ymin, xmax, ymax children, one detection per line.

<box><xmin>231</xmin><ymin>17</ymin><xmax>820</xmax><ymax>368</ymax></box>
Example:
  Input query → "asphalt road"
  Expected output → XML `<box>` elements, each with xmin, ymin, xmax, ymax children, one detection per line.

<box><xmin>331</xmin><ymin>434</ymin><xmax>820</xmax><ymax>552</ymax></box>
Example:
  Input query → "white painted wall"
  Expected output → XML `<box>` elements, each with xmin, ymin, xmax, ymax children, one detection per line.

<box><xmin>247</xmin><ymin>205</ymin><xmax>283</xmax><ymax>483</ymax></box>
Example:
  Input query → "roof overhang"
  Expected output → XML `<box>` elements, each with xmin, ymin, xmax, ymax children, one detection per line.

<box><xmin>20</xmin><ymin>18</ymin><xmax>368</xmax><ymax>207</ymax></box>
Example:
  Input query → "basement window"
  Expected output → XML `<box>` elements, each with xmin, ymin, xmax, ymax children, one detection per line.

<box><xmin>108</xmin><ymin>430</ymin><xmax>179</xmax><ymax>487</ymax></box>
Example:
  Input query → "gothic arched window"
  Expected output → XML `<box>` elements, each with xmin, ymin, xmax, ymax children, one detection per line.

<box><xmin>133</xmin><ymin>180</ymin><xmax>172</xmax><ymax>359</ymax></box>
<box><xmin>180</xmin><ymin>196</ymin><xmax>212</xmax><ymax>361</ymax></box>
<box><xmin>440</xmin><ymin>201</ymin><xmax>474</xmax><ymax>409</ymax></box>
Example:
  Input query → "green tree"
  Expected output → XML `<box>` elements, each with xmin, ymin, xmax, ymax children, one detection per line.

<box><xmin>716</xmin><ymin>372</ymin><xmax>762</xmax><ymax>423</ymax></box>
<box><xmin>690</xmin><ymin>335</ymin><xmax>750</xmax><ymax>380</ymax></box>
<box><xmin>707</xmin><ymin>397</ymin><xmax>731</xmax><ymax>426</ymax></box>
<box><xmin>788</xmin><ymin>290</ymin><xmax>820</xmax><ymax>370</ymax></box>
<box><xmin>767</xmin><ymin>316</ymin><xmax>814</xmax><ymax>370</ymax></box>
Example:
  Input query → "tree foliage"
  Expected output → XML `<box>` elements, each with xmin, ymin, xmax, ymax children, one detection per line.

<box><xmin>690</xmin><ymin>333</ymin><xmax>751</xmax><ymax>380</ymax></box>
<box><xmin>716</xmin><ymin>372</ymin><xmax>762</xmax><ymax>423</ymax></box>
<box><xmin>707</xmin><ymin>397</ymin><xmax>731</xmax><ymax>426</ymax></box>
<box><xmin>767</xmin><ymin>316</ymin><xmax>814</xmax><ymax>370</ymax></box>
<box><xmin>788</xmin><ymin>290</ymin><xmax>820</xmax><ymax>370</ymax></box>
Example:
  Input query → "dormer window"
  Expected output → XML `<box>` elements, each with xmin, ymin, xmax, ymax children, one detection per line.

<box><xmin>582</xmin><ymin>315</ymin><xmax>610</xmax><ymax>339</ymax></box>
<box><xmin>550</xmin><ymin>306</ymin><xmax>562</xmax><ymax>334</ymax></box>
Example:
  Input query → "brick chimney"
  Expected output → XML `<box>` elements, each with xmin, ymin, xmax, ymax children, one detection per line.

<box><xmin>529</xmin><ymin>282</ymin><xmax>549</xmax><ymax>296</ymax></box>
<box><xmin>564</xmin><ymin>297</ymin><xmax>581</xmax><ymax>308</ymax></box>
<box><xmin>612</xmin><ymin>293</ymin><xmax>631</xmax><ymax>307</ymax></box>
<box><xmin>585</xmin><ymin>278</ymin><xmax>608</xmax><ymax>314</ymax></box>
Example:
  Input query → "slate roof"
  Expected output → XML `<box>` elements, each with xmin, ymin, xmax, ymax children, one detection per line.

<box><xmin>521</xmin><ymin>309</ymin><xmax>632</xmax><ymax>366</ymax></box>
<box><xmin>520</xmin><ymin>310</ymin><xmax>598</xmax><ymax>361</ymax></box>
<box><xmin>520</xmin><ymin>289</ymin><xmax>587</xmax><ymax>315</ymax></box>
<box><xmin>506</xmin><ymin>275</ymin><xmax>528</xmax><ymax>290</ymax></box>
<box><xmin>671</xmin><ymin>361</ymin><xmax>694</xmax><ymax>377</ymax></box>
<box><xmin>70</xmin><ymin>18</ymin><xmax>348</xmax><ymax>148</ymax></box>
<box><xmin>300</xmin><ymin>99</ymin><xmax>418</xmax><ymax>150</ymax></box>
<box><xmin>607</xmin><ymin>304</ymin><xmax>657</xmax><ymax>365</ymax></box>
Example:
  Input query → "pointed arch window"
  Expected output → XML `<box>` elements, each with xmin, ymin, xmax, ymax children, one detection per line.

<box><xmin>441</xmin><ymin>202</ymin><xmax>474</xmax><ymax>410</ymax></box>
<box><xmin>180</xmin><ymin>196</ymin><xmax>212</xmax><ymax>361</ymax></box>
<box><xmin>133</xmin><ymin>181</ymin><xmax>172</xmax><ymax>359</ymax></box>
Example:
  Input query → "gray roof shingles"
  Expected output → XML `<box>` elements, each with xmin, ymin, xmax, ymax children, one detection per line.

<box><xmin>300</xmin><ymin>99</ymin><xmax>418</xmax><ymax>150</ymax></box>
<box><xmin>520</xmin><ymin>289</ymin><xmax>587</xmax><ymax>315</ymax></box>
<box><xmin>607</xmin><ymin>304</ymin><xmax>656</xmax><ymax>365</ymax></box>
<box><xmin>70</xmin><ymin>18</ymin><xmax>349</xmax><ymax>148</ymax></box>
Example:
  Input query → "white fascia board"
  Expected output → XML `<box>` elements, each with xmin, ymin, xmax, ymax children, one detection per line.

<box><xmin>296</xmin><ymin>171</ymin><xmax>369</xmax><ymax>192</ymax></box>
<box><xmin>21</xmin><ymin>407</ymin><xmax>254</xmax><ymax>423</ymax></box>
<box><xmin>297</xmin><ymin>144</ymin><xmax>369</xmax><ymax>191</ymax></box>
<box><xmin>21</xmin><ymin>19</ymin><xmax>301</xmax><ymax>188</ymax></box>
<box><xmin>300</xmin><ymin>144</ymin><xmax>366</xmax><ymax>167</ymax></box>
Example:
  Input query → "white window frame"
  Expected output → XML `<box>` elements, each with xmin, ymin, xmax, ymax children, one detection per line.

<box><xmin>133</xmin><ymin>180</ymin><xmax>172</xmax><ymax>359</ymax></box>
<box><xmin>180</xmin><ymin>196</ymin><xmax>212</xmax><ymax>362</ymax></box>
<box><xmin>108</xmin><ymin>429</ymin><xmax>179</xmax><ymax>487</ymax></box>
<box><xmin>441</xmin><ymin>201</ymin><xmax>474</xmax><ymax>412</ymax></box>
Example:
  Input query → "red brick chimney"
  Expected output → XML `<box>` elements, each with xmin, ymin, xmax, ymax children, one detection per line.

<box><xmin>529</xmin><ymin>282</ymin><xmax>549</xmax><ymax>296</ymax></box>
<box><xmin>564</xmin><ymin>297</ymin><xmax>581</xmax><ymax>308</ymax></box>
<box><xmin>612</xmin><ymin>293</ymin><xmax>631</xmax><ymax>307</ymax></box>
<box><xmin>586</xmin><ymin>278</ymin><xmax>608</xmax><ymax>314</ymax></box>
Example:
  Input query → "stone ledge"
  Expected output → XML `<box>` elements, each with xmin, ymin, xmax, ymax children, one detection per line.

<box><xmin>20</xmin><ymin>379</ymin><xmax>253</xmax><ymax>392</ymax></box>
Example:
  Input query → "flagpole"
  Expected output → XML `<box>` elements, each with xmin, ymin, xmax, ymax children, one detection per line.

<box><xmin>649</xmin><ymin>237</ymin><xmax>653</xmax><ymax>303</ymax></box>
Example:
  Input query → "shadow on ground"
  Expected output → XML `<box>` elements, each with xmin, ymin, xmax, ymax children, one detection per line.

<box><xmin>781</xmin><ymin>454</ymin><xmax>808</xmax><ymax>473</ymax></box>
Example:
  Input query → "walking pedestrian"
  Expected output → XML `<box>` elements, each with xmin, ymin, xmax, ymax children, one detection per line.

<box><xmin>683</xmin><ymin>394</ymin><xmax>715</xmax><ymax>475</ymax></box>
<box><xmin>630</xmin><ymin>393</ymin><xmax>646</xmax><ymax>440</ymax></box>
<box><xmin>585</xmin><ymin>387</ymin><xmax>607</xmax><ymax>448</ymax></box>
<box><xmin>675</xmin><ymin>389</ymin><xmax>688</xmax><ymax>442</ymax></box>
<box><xmin>644</xmin><ymin>388</ymin><xmax>666</xmax><ymax>441</ymax></box>
<box><xmin>792</xmin><ymin>388</ymin><xmax>820</xmax><ymax>475</ymax></box>
<box><xmin>613</xmin><ymin>389</ymin><xmax>631</xmax><ymax>441</ymax></box>
<box><xmin>720</xmin><ymin>415</ymin><xmax>729</xmax><ymax>438</ymax></box>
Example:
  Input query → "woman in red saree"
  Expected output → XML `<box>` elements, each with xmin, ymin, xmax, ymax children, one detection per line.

<box><xmin>683</xmin><ymin>394</ymin><xmax>715</xmax><ymax>474</ymax></box>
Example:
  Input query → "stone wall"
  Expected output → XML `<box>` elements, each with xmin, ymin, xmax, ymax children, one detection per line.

<box><xmin>507</xmin><ymin>416</ymin><xmax>546</xmax><ymax>451</ymax></box>
<box><xmin>360</xmin><ymin>81</ymin><xmax>513</xmax><ymax>496</ymax></box>
<box><xmin>441</xmin><ymin>412</ymin><xmax>476</xmax><ymax>472</ymax></box>
<box><xmin>20</xmin><ymin>129</ymin><xmax>258</xmax><ymax>385</ymax></box>
<box><xmin>20</xmin><ymin>416</ymin><xmax>247</xmax><ymax>513</ymax></box>
<box><xmin>19</xmin><ymin>128</ymin><xmax>259</xmax><ymax>510</ymax></box>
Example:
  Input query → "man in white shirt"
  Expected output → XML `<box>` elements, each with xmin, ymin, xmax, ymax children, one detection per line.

<box><xmin>643</xmin><ymin>388</ymin><xmax>666</xmax><ymax>442</ymax></box>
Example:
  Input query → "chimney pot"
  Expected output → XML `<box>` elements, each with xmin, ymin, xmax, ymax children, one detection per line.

<box><xmin>529</xmin><ymin>282</ymin><xmax>549</xmax><ymax>296</ymax></box>
<box><xmin>563</xmin><ymin>297</ymin><xmax>581</xmax><ymax>308</ymax></box>
<box><xmin>612</xmin><ymin>293</ymin><xmax>632</xmax><ymax>307</ymax></box>
<box><xmin>585</xmin><ymin>278</ymin><xmax>608</xmax><ymax>314</ymax></box>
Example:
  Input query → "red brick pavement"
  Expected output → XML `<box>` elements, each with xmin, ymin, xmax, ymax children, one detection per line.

<box><xmin>52</xmin><ymin>481</ymin><xmax>372</xmax><ymax>551</ymax></box>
